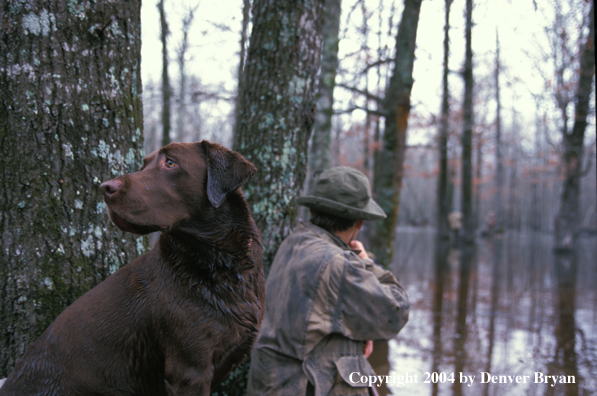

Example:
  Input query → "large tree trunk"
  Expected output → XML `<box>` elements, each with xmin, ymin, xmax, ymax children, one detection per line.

<box><xmin>213</xmin><ymin>1</ymin><xmax>324</xmax><ymax>394</ymax></box>
<box><xmin>460</xmin><ymin>0</ymin><xmax>475</xmax><ymax>243</ymax></box>
<box><xmin>0</xmin><ymin>0</ymin><xmax>145</xmax><ymax>376</ymax></box>
<box><xmin>437</xmin><ymin>0</ymin><xmax>453</xmax><ymax>239</ymax></box>
<box><xmin>369</xmin><ymin>0</ymin><xmax>423</xmax><ymax>266</ymax></box>
<box><xmin>554</xmin><ymin>0</ymin><xmax>594</xmax><ymax>251</ymax></box>
<box><xmin>233</xmin><ymin>0</ymin><xmax>324</xmax><ymax>271</ymax></box>
<box><xmin>306</xmin><ymin>0</ymin><xmax>342</xmax><ymax>192</ymax></box>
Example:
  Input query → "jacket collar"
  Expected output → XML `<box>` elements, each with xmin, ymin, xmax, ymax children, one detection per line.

<box><xmin>300</xmin><ymin>221</ymin><xmax>362</xmax><ymax>255</ymax></box>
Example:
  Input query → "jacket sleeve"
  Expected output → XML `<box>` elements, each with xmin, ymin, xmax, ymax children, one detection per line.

<box><xmin>328</xmin><ymin>252</ymin><xmax>409</xmax><ymax>341</ymax></box>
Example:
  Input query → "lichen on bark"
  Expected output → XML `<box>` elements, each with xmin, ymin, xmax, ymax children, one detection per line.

<box><xmin>0</xmin><ymin>0</ymin><xmax>145</xmax><ymax>376</ymax></box>
<box><xmin>232</xmin><ymin>0</ymin><xmax>324</xmax><ymax>274</ymax></box>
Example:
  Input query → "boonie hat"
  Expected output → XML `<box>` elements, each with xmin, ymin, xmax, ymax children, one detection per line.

<box><xmin>297</xmin><ymin>167</ymin><xmax>387</xmax><ymax>221</ymax></box>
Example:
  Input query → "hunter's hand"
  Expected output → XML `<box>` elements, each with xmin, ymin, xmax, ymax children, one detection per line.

<box><xmin>363</xmin><ymin>340</ymin><xmax>374</xmax><ymax>358</ymax></box>
<box><xmin>350</xmin><ymin>240</ymin><xmax>369</xmax><ymax>259</ymax></box>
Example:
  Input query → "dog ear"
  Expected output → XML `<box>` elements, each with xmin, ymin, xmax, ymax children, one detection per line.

<box><xmin>201</xmin><ymin>141</ymin><xmax>257</xmax><ymax>208</ymax></box>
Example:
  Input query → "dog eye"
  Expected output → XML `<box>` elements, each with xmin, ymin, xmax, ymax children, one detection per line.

<box><xmin>165</xmin><ymin>159</ymin><xmax>176</xmax><ymax>168</ymax></box>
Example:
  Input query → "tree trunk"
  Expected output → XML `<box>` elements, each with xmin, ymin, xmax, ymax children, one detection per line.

<box><xmin>436</xmin><ymin>0</ymin><xmax>453</xmax><ymax>239</ymax></box>
<box><xmin>176</xmin><ymin>6</ymin><xmax>196</xmax><ymax>142</ymax></box>
<box><xmin>474</xmin><ymin>134</ymin><xmax>482</xmax><ymax>229</ymax></box>
<box><xmin>554</xmin><ymin>0</ymin><xmax>594</xmax><ymax>250</ymax></box>
<box><xmin>0</xmin><ymin>0</ymin><xmax>145</xmax><ymax>376</ymax></box>
<box><xmin>306</xmin><ymin>0</ymin><xmax>342</xmax><ymax>191</ymax></box>
<box><xmin>506</xmin><ymin>138</ymin><xmax>519</xmax><ymax>229</ymax></box>
<box><xmin>531</xmin><ymin>106</ymin><xmax>542</xmax><ymax>231</ymax></box>
<box><xmin>369</xmin><ymin>0</ymin><xmax>423</xmax><ymax>266</ymax></box>
<box><xmin>460</xmin><ymin>0</ymin><xmax>475</xmax><ymax>243</ymax></box>
<box><xmin>158</xmin><ymin>0</ymin><xmax>171</xmax><ymax>146</ymax></box>
<box><xmin>494</xmin><ymin>30</ymin><xmax>504</xmax><ymax>232</ymax></box>
<box><xmin>232</xmin><ymin>0</ymin><xmax>252</xmax><ymax>147</ymax></box>
<box><xmin>213</xmin><ymin>1</ymin><xmax>324</xmax><ymax>393</ymax></box>
<box><xmin>233</xmin><ymin>0</ymin><xmax>324</xmax><ymax>271</ymax></box>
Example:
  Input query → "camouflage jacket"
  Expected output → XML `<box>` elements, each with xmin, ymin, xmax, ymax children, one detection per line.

<box><xmin>247</xmin><ymin>222</ymin><xmax>409</xmax><ymax>396</ymax></box>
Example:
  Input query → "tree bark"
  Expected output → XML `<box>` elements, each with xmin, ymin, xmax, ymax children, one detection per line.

<box><xmin>0</xmin><ymin>0</ymin><xmax>145</xmax><ymax>376</ymax></box>
<box><xmin>233</xmin><ymin>0</ymin><xmax>323</xmax><ymax>270</ymax></box>
<box><xmin>460</xmin><ymin>0</ymin><xmax>475</xmax><ymax>243</ymax></box>
<box><xmin>437</xmin><ymin>0</ymin><xmax>453</xmax><ymax>239</ymax></box>
<box><xmin>554</xmin><ymin>0</ymin><xmax>595</xmax><ymax>250</ymax></box>
<box><xmin>306</xmin><ymin>0</ymin><xmax>342</xmax><ymax>192</ymax></box>
<box><xmin>158</xmin><ymin>0</ymin><xmax>171</xmax><ymax>146</ymax></box>
<box><xmin>369</xmin><ymin>0</ymin><xmax>423</xmax><ymax>266</ymax></box>
<box><xmin>213</xmin><ymin>1</ymin><xmax>324</xmax><ymax>393</ymax></box>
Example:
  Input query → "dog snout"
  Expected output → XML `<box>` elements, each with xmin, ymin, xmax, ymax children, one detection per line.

<box><xmin>100</xmin><ymin>179</ymin><xmax>122</xmax><ymax>198</ymax></box>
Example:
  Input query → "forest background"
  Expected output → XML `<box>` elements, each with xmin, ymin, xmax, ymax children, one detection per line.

<box><xmin>143</xmin><ymin>0</ymin><xmax>596</xmax><ymax>238</ymax></box>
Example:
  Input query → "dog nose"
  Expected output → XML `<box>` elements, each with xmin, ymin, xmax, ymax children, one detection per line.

<box><xmin>100</xmin><ymin>179</ymin><xmax>122</xmax><ymax>198</ymax></box>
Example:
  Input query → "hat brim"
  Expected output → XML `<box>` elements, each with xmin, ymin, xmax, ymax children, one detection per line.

<box><xmin>296</xmin><ymin>195</ymin><xmax>387</xmax><ymax>221</ymax></box>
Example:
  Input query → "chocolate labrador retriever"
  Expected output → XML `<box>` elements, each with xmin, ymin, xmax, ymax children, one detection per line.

<box><xmin>0</xmin><ymin>141</ymin><xmax>264</xmax><ymax>395</ymax></box>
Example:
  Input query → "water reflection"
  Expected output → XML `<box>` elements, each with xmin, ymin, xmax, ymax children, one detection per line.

<box><xmin>385</xmin><ymin>227</ymin><xmax>597</xmax><ymax>396</ymax></box>
<box><xmin>452</xmin><ymin>243</ymin><xmax>475</xmax><ymax>396</ymax></box>
<box><xmin>552</xmin><ymin>250</ymin><xmax>579</xmax><ymax>396</ymax></box>
<box><xmin>431</xmin><ymin>238</ymin><xmax>450</xmax><ymax>396</ymax></box>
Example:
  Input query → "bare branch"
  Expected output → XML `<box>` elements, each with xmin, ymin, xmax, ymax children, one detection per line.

<box><xmin>191</xmin><ymin>90</ymin><xmax>235</xmax><ymax>102</ymax></box>
<box><xmin>204</xmin><ymin>19</ymin><xmax>235</xmax><ymax>33</ymax></box>
<box><xmin>360</xmin><ymin>58</ymin><xmax>394</xmax><ymax>74</ymax></box>
<box><xmin>335</xmin><ymin>83</ymin><xmax>383</xmax><ymax>105</ymax></box>
<box><xmin>334</xmin><ymin>106</ymin><xmax>387</xmax><ymax>117</ymax></box>
<box><xmin>407</xmin><ymin>144</ymin><xmax>434</xmax><ymax>149</ymax></box>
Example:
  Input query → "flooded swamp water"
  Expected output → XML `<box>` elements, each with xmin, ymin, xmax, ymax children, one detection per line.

<box><xmin>375</xmin><ymin>227</ymin><xmax>597</xmax><ymax>396</ymax></box>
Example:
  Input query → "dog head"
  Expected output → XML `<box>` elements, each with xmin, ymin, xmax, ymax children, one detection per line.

<box><xmin>100</xmin><ymin>141</ymin><xmax>256</xmax><ymax>234</ymax></box>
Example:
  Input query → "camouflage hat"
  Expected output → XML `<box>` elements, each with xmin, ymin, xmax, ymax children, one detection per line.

<box><xmin>297</xmin><ymin>166</ymin><xmax>387</xmax><ymax>221</ymax></box>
